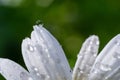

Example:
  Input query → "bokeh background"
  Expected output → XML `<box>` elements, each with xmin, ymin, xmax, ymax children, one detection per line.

<box><xmin>0</xmin><ymin>0</ymin><xmax>120</xmax><ymax>79</ymax></box>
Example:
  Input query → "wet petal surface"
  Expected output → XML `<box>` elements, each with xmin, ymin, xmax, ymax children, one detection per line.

<box><xmin>22</xmin><ymin>25</ymin><xmax>72</xmax><ymax>80</ymax></box>
<box><xmin>88</xmin><ymin>34</ymin><xmax>120</xmax><ymax>80</ymax></box>
<box><xmin>0</xmin><ymin>58</ymin><xmax>32</xmax><ymax>80</ymax></box>
<box><xmin>72</xmin><ymin>35</ymin><xmax>99</xmax><ymax>80</ymax></box>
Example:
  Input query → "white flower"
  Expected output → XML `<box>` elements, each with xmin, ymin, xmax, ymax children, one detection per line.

<box><xmin>0</xmin><ymin>24</ymin><xmax>120</xmax><ymax>80</ymax></box>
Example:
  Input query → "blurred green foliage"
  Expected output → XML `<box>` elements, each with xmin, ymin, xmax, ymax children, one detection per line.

<box><xmin>0</xmin><ymin>0</ymin><xmax>120</xmax><ymax>79</ymax></box>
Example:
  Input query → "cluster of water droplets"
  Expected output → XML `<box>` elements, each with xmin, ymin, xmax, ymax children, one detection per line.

<box><xmin>1</xmin><ymin>24</ymin><xmax>120</xmax><ymax>80</ymax></box>
<box><xmin>31</xmin><ymin>67</ymin><xmax>50</xmax><ymax>80</ymax></box>
<box><xmin>25</xmin><ymin>41</ymin><xmax>51</xmax><ymax>80</ymax></box>
<box><xmin>88</xmin><ymin>34</ymin><xmax>120</xmax><ymax>80</ymax></box>
<box><xmin>21</xmin><ymin>25</ymin><xmax>72</xmax><ymax>80</ymax></box>
<box><xmin>72</xmin><ymin>35</ymin><xmax>99</xmax><ymax>80</ymax></box>
<box><xmin>72</xmin><ymin>34</ymin><xmax>120</xmax><ymax>80</ymax></box>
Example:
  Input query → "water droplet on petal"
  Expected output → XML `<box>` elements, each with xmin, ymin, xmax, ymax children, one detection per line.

<box><xmin>45</xmin><ymin>48</ymin><xmax>48</xmax><ymax>52</ymax></box>
<box><xmin>93</xmin><ymin>70</ymin><xmax>98</xmax><ymax>74</ymax></box>
<box><xmin>80</xmin><ymin>71</ymin><xmax>84</xmax><ymax>74</ymax></box>
<box><xmin>96</xmin><ymin>41</ymin><xmax>99</xmax><ymax>45</ymax></box>
<box><xmin>27</xmin><ymin>44</ymin><xmax>36</xmax><ymax>52</ymax></box>
<box><xmin>33</xmin><ymin>67</ymin><xmax>50</xmax><ymax>79</ymax></box>
<box><xmin>34</xmin><ymin>67</ymin><xmax>38</xmax><ymax>71</ymax></box>
<box><xmin>93</xmin><ymin>54</ymin><xmax>97</xmax><ymax>57</ymax></box>
<box><xmin>100</xmin><ymin>64</ymin><xmax>111</xmax><ymax>72</ymax></box>
<box><xmin>33</xmin><ymin>67</ymin><xmax>41</xmax><ymax>77</ymax></box>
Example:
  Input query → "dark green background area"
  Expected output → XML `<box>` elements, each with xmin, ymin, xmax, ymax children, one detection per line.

<box><xmin>0</xmin><ymin>0</ymin><xmax>120</xmax><ymax>79</ymax></box>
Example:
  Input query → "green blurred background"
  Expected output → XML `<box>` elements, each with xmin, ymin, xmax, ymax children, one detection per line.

<box><xmin>0</xmin><ymin>0</ymin><xmax>120</xmax><ymax>79</ymax></box>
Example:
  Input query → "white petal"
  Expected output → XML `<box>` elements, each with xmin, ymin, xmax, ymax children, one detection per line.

<box><xmin>0</xmin><ymin>58</ymin><xmax>32</xmax><ymax>80</ymax></box>
<box><xmin>22</xmin><ymin>25</ymin><xmax>72</xmax><ymax>80</ymax></box>
<box><xmin>88</xmin><ymin>34</ymin><xmax>120</xmax><ymax>80</ymax></box>
<box><xmin>72</xmin><ymin>35</ymin><xmax>99</xmax><ymax>80</ymax></box>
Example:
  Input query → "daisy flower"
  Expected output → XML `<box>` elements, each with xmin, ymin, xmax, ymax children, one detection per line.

<box><xmin>0</xmin><ymin>24</ymin><xmax>120</xmax><ymax>80</ymax></box>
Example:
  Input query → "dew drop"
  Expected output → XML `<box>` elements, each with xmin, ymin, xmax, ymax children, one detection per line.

<box><xmin>80</xmin><ymin>71</ymin><xmax>84</xmax><ymax>74</ymax></box>
<box><xmin>93</xmin><ymin>54</ymin><xmax>97</xmax><ymax>57</ymax></box>
<box><xmin>89</xmin><ymin>40</ymin><xmax>93</xmax><ymax>45</ymax></box>
<box><xmin>33</xmin><ymin>67</ymin><xmax>41</xmax><ymax>77</ymax></box>
<box><xmin>93</xmin><ymin>70</ymin><xmax>98</xmax><ymax>74</ymax></box>
<box><xmin>27</xmin><ymin>44</ymin><xmax>36</xmax><ymax>52</ymax></box>
<box><xmin>100</xmin><ymin>64</ymin><xmax>111</xmax><ymax>72</ymax></box>
<box><xmin>96</xmin><ymin>41</ymin><xmax>99</xmax><ymax>45</ymax></box>
<box><xmin>45</xmin><ymin>48</ymin><xmax>48</xmax><ymax>52</ymax></box>
<box><xmin>34</xmin><ymin>68</ymin><xmax>38</xmax><ymax>71</ymax></box>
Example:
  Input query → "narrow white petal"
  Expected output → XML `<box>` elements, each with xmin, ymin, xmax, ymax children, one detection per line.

<box><xmin>22</xmin><ymin>38</ymin><xmax>49</xmax><ymax>80</ymax></box>
<box><xmin>0</xmin><ymin>58</ymin><xmax>32</xmax><ymax>80</ymax></box>
<box><xmin>72</xmin><ymin>35</ymin><xmax>99</xmax><ymax>80</ymax></box>
<box><xmin>22</xmin><ymin>25</ymin><xmax>72</xmax><ymax>80</ymax></box>
<box><xmin>88</xmin><ymin>34</ymin><xmax>120</xmax><ymax>80</ymax></box>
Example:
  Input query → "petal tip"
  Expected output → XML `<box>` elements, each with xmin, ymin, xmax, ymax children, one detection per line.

<box><xmin>33</xmin><ymin>24</ymin><xmax>44</xmax><ymax>31</ymax></box>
